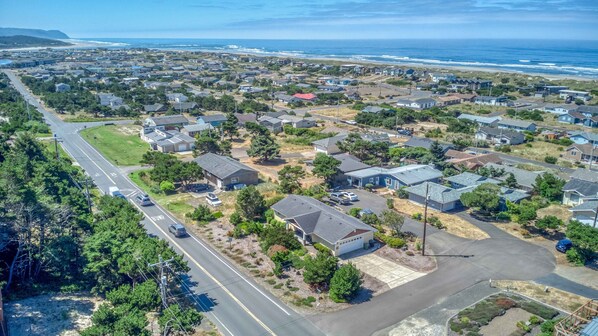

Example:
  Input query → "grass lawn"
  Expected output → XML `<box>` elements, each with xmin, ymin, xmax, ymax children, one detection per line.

<box><xmin>80</xmin><ymin>125</ymin><xmax>149</xmax><ymax>166</ymax></box>
<box><xmin>508</xmin><ymin>141</ymin><xmax>571</xmax><ymax>167</ymax></box>
<box><xmin>42</xmin><ymin>140</ymin><xmax>70</xmax><ymax>160</ymax></box>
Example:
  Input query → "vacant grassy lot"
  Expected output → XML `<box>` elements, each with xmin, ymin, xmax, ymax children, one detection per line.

<box><xmin>80</xmin><ymin>125</ymin><xmax>148</xmax><ymax>166</ymax></box>
<box><xmin>508</xmin><ymin>141</ymin><xmax>567</xmax><ymax>166</ymax></box>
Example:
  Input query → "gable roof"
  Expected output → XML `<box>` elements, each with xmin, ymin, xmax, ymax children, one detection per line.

<box><xmin>346</xmin><ymin>164</ymin><xmax>442</xmax><ymax>185</ymax></box>
<box><xmin>405</xmin><ymin>182</ymin><xmax>473</xmax><ymax>204</ymax></box>
<box><xmin>563</xmin><ymin>178</ymin><xmax>598</xmax><ymax>197</ymax></box>
<box><xmin>570</xmin><ymin>131</ymin><xmax>598</xmax><ymax>142</ymax></box>
<box><xmin>571</xmin><ymin>169</ymin><xmax>598</xmax><ymax>183</ymax></box>
<box><xmin>198</xmin><ymin>114</ymin><xmax>227</xmax><ymax>123</ymax></box>
<box><xmin>271</xmin><ymin>195</ymin><xmax>375</xmax><ymax>244</ymax></box>
<box><xmin>146</xmin><ymin>114</ymin><xmax>189</xmax><ymax>126</ymax></box>
<box><xmin>312</xmin><ymin>134</ymin><xmax>348</xmax><ymax>149</ymax></box>
<box><xmin>485</xmin><ymin>163</ymin><xmax>543</xmax><ymax>189</ymax></box>
<box><xmin>445</xmin><ymin>172</ymin><xmax>500</xmax><ymax>187</ymax></box>
<box><xmin>457</xmin><ymin>113</ymin><xmax>501</xmax><ymax>124</ymax></box>
<box><xmin>404</xmin><ymin>137</ymin><xmax>453</xmax><ymax>152</ymax></box>
<box><xmin>570</xmin><ymin>200</ymin><xmax>598</xmax><ymax>213</ymax></box>
<box><xmin>497</xmin><ymin>118</ymin><xmax>536</xmax><ymax>128</ymax></box>
<box><xmin>182</xmin><ymin>123</ymin><xmax>214</xmax><ymax>133</ymax></box>
<box><xmin>477</xmin><ymin>126</ymin><xmax>523</xmax><ymax>139</ymax></box>
<box><xmin>193</xmin><ymin>153</ymin><xmax>257</xmax><ymax>180</ymax></box>
<box><xmin>331</xmin><ymin>153</ymin><xmax>371</xmax><ymax>173</ymax></box>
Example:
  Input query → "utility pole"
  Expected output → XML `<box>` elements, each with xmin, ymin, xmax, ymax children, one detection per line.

<box><xmin>589</xmin><ymin>145</ymin><xmax>596</xmax><ymax>171</ymax></box>
<box><xmin>422</xmin><ymin>183</ymin><xmax>430</xmax><ymax>256</ymax></box>
<box><xmin>81</xmin><ymin>177</ymin><xmax>93</xmax><ymax>212</ymax></box>
<box><xmin>149</xmin><ymin>255</ymin><xmax>174</xmax><ymax>308</ymax></box>
<box><xmin>53</xmin><ymin>134</ymin><xmax>62</xmax><ymax>160</ymax></box>
<box><xmin>592</xmin><ymin>202</ymin><xmax>598</xmax><ymax>229</ymax></box>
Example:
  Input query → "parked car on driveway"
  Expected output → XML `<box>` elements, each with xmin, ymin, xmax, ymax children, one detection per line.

<box><xmin>168</xmin><ymin>224</ymin><xmax>187</xmax><ymax>238</ymax></box>
<box><xmin>206</xmin><ymin>193</ymin><xmax>222</xmax><ymax>207</ymax></box>
<box><xmin>556</xmin><ymin>239</ymin><xmax>573</xmax><ymax>253</ymax></box>
<box><xmin>359</xmin><ymin>208</ymin><xmax>374</xmax><ymax>217</ymax></box>
<box><xmin>135</xmin><ymin>193</ymin><xmax>152</xmax><ymax>206</ymax></box>
<box><xmin>329</xmin><ymin>192</ymin><xmax>351</xmax><ymax>205</ymax></box>
<box><xmin>342</xmin><ymin>191</ymin><xmax>359</xmax><ymax>201</ymax></box>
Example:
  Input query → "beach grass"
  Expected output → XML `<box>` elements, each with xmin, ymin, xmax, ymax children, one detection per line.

<box><xmin>80</xmin><ymin>124</ymin><xmax>148</xmax><ymax>166</ymax></box>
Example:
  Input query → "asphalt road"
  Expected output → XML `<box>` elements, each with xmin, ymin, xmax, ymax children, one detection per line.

<box><xmin>4</xmin><ymin>70</ymin><xmax>324</xmax><ymax>336</ymax></box>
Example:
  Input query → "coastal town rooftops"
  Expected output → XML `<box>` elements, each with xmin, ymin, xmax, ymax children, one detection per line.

<box><xmin>182</xmin><ymin>123</ymin><xmax>214</xmax><ymax>133</ymax></box>
<box><xmin>145</xmin><ymin>114</ymin><xmax>189</xmax><ymax>126</ymax></box>
<box><xmin>457</xmin><ymin>113</ymin><xmax>501</xmax><ymax>124</ymax></box>
<box><xmin>445</xmin><ymin>172</ymin><xmax>501</xmax><ymax>187</ymax></box>
<box><xmin>193</xmin><ymin>153</ymin><xmax>257</xmax><ymax>180</ymax></box>
<box><xmin>271</xmin><ymin>195</ymin><xmax>375</xmax><ymax>245</ymax></box>
<box><xmin>562</xmin><ymin>178</ymin><xmax>598</xmax><ymax>197</ymax></box>
<box><xmin>405</xmin><ymin>182</ymin><xmax>473</xmax><ymax>204</ymax></box>
<box><xmin>570</xmin><ymin>169</ymin><xmax>598</xmax><ymax>183</ymax></box>
<box><xmin>331</xmin><ymin>153</ymin><xmax>371</xmax><ymax>173</ymax></box>
<box><xmin>570</xmin><ymin>131</ymin><xmax>598</xmax><ymax>142</ymax></box>
<box><xmin>346</xmin><ymin>164</ymin><xmax>442</xmax><ymax>185</ymax></box>
<box><xmin>497</xmin><ymin>118</ymin><xmax>536</xmax><ymax>128</ymax></box>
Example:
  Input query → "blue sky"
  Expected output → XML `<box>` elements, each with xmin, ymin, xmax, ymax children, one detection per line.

<box><xmin>1</xmin><ymin>0</ymin><xmax>597</xmax><ymax>39</ymax></box>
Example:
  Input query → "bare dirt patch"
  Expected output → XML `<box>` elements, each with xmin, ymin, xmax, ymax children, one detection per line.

<box><xmin>393</xmin><ymin>199</ymin><xmax>490</xmax><ymax>240</ymax></box>
<box><xmin>375</xmin><ymin>244</ymin><xmax>436</xmax><ymax>273</ymax></box>
<box><xmin>494</xmin><ymin>280</ymin><xmax>588</xmax><ymax>313</ymax></box>
<box><xmin>537</xmin><ymin>204</ymin><xmax>572</xmax><ymax>223</ymax></box>
<box><xmin>5</xmin><ymin>292</ymin><xmax>102</xmax><ymax>336</ymax></box>
<box><xmin>312</xmin><ymin>107</ymin><xmax>358</xmax><ymax>120</ymax></box>
<box><xmin>479</xmin><ymin>308</ymin><xmax>533</xmax><ymax>336</ymax></box>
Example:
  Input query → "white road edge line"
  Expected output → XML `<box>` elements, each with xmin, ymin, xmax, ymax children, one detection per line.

<box><xmin>71</xmin><ymin>142</ymin><xmax>116</xmax><ymax>184</ymax></box>
<box><xmin>77</xmin><ymin>132</ymin><xmax>292</xmax><ymax>316</ymax></box>
<box><xmin>130</xmin><ymin>202</ymin><xmax>273</xmax><ymax>336</ymax></box>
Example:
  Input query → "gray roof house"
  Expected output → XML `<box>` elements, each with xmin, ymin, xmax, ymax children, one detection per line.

<box><xmin>312</xmin><ymin>134</ymin><xmax>349</xmax><ymax>155</ymax></box>
<box><xmin>181</xmin><ymin>123</ymin><xmax>214</xmax><ymax>137</ymax></box>
<box><xmin>497</xmin><ymin>119</ymin><xmax>537</xmax><ymax>132</ymax></box>
<box><xmin>143</xmin><ymin>103</ymin><xmax>167</xmax><ymax>113</ymax></box>
<box><xmin>475</xmin><ymin>126</ymin><xmax>525</xmax><ymax>145</ymax></box>
<box><xmin>140</xmin><ymin>128</ymin><xmax>195</xmax><ymax>153</ymax></box>
<box><xmin>404</xmin><ymin>137</ymin><xmax>453</xmax><ymax>153</ymax></box>
<box><xmin>258</xmin><ymin>116</ymin><xmax>283</xmax><ymax>133</ymax></box>
<box><xmin>197</xmin><ymin>114</ymin><xmax>227</xmax><ymax>126</ymax></box>
<box><xmin>445</xmin><ymin>172</ymin><xmax>500</xmax><ymax>189</ymax></box>
<box><xmin>562</xmin><ymin>178</ymin><xmax>598</xmax><ymax>206</ymax></box>
<box><xmin>144</xmin><ymin>115</ymin><xmax>189</xmax><ymax>130</ymax></box>
<box><xmin>193</xmin><ymin>153</ymin><xmax>258</xmax><ymax>190</ymax></box>
<box><xmin>279</xmin><ymin>114</ymin><xmax>317</xmax><ymax>129</ymax></box>
<box><xmin>569</xmin><ymin>201</ymin><xmax>598</xmax><ymax>227</ymax></box>
<box><xmin>362</xmin><ymin>106</ymin><xmax>387</xmax><ymax>114</ymax></box>
<box><xmin>457</xmin><ymin>113</ymin><xmax>501</xmax><ymax>127</ymax></box>
<box><xmin>346</xmin><ymin>164</ymin><xmax>443</xmax><ymax>190</ymax></box>
<box><xmin>485</xmin><ymin>163</ymin><xmax>543</xmax><ymax>191</ymax></box>
<box><xmin>271</xmin><ymin>195</ymin><xmax>376</xmax><ymax>256</ymax></box>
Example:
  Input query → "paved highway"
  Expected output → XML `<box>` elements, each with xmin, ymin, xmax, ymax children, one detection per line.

<box><xmin>4</xmin><ymin>70</ymin><xmax>324</xmax><ymax>336</ymax></box>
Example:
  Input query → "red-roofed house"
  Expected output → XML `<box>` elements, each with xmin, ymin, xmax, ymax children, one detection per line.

<box><xmin>293</xmin><ymin>93</ymin><xmax>317</xmax><ymax>102</ymax></box>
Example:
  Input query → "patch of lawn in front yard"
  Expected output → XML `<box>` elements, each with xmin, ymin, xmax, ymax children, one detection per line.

<box><xmin>80</xmin><ymin>125</ymin><xmax>149</xmax><ymax>166</ymax></box>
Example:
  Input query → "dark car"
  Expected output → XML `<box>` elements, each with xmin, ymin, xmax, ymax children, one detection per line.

<box><xmin>556</xmin><ymin>239</ymin><xmax>573</xmax><ymax>253</ymax></box>
<box><xmin>168</xmin><ymin>224</ymin><xmax>187</xmax><ymax>238</ymax></box>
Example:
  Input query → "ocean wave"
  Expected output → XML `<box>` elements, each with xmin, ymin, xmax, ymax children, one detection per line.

<box><xmin>538</xmin><ymin>63</ymin><xmax>556</xmax><ymax>66</ymax></box>
<box><xmin>519</xmin><ymin>60</ymin><xmax>530</xmax><ymax>63</ymax></box>
<box><xmin>71</xmin><ymin>39</ymin><xmax>129</xmax><ymax>47</ymax></box>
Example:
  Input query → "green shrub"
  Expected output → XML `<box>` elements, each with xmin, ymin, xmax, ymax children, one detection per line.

<box><xmin>313</xmin><ymin>242</ymin><xmax>331</xmax><ymax>255</ymax></box>
<box><xmin>213</xmin><ymin>211</ymin><xmax>223</xmax><ymax>219</ymax></box>
<box><xmin>529</xmin><ymin>315</ymin><xmax>542</xmax><ymax>325</ymax></box>
<box><xmin>159</xmin><ymin>180</ymin><xmax>175</xmax><ymax>193</ymax></box>
<box><xmin>540</xmin><ymin>319</ymin><xmax>560</xmax><ymax>333</ymax></box>
<box><xmin>265</xmin><ymin>195</ymin><xmax>285</xmax><ymax>208</ymax></box>
<box><xmin>348</xmin><ymin>207</ymin><xmax>362</xmax><ymax>218</ymax></box>
<box><xmin>396</xmin><ymin>188</ymin><xmax>409</xmax><ymax>199</ymax></box>
<box><xmin>186</xmin><ymin>204</ymin><xmax>214</xmax><ymax>222</ymax></box>
<box><xmin>544</xmin><ymin>155</ymin><xmax>557</xmax><ymax>164</ymax></box>
<box><xmin>374</xmin><ymin>232</ymin><xmax>405</xmax><ymax>248</ymax></box>
<box><xmin>230</xmin><ymin>212</ymin><xmax>242</xmax><ymax>225</ymax></box>
<box><xmin>516</xmin><ymin>320</ymin><xmax>531</xmax><ymax>332</ymax></box>
<box><xmin>519</xmin><ymin>301</ymin><xmax>559</xmax><ymax>319</ymax></box>
<box><xmin>496</xmin><ymin>212</ymin><xmax>511</xmax><ymax>221</ymax></box>
<box><xmin>412</xmin><ymin>213</ymin><xmax>422</xmax><ymax>220</ymax></box>
<box><xmin>566</xmin><ymin>247</ymin><xmax>585</xmax><ymax>266</ymax></box>
<box><xmin>386</xmin><ymin>198</ymin><xmax>394</xmax><ymax>209</ymax></box>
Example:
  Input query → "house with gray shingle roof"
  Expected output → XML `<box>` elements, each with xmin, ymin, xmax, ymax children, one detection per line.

<box><xmin>445</xmin><ymin>172</ymin><xmax>500</xmax><ymax>189</ymax></box>
<box><xmin>271</xmin><ymin>195</ymin><xmax>376</xmax><ymax>256</ymax></box>
<box><xmin>569</xmin><ymin>200</ymin><xmax>598</xmax><ymax>227</ymax></box>
<box><xmin>193</xmin><ymin>153</ymin><xmax>258</xmax><ymax>189</ymax></box>
<box><xmin>562</xmin><ymin>178</ymin><xmax>598</xmax><ymax>206</ymax></box>
<box><xmin>346</xmin><ymin>164</ymin><xmax>442</xmax><ymax>190</ymax></box>
<box><xmin>497</xmin><ymin>119</ymin><xmax>537</xmax><ymax>132</ymax></box>
<box><xmin>485</xmin><ymin>163</ymin><xmax>543</xmax><ymax>191</ymax></box>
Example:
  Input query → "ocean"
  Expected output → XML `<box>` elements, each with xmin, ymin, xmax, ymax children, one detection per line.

<box><xmin>81</xmin><ymin>38</ymin><xmax>598</xmax><ymax>79</ymax></box>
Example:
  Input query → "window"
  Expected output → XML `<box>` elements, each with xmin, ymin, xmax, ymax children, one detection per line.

<box><xmin>231</xmin><ymin>177</ymin><xmax>239</xmax><ymax>183</ymax></box>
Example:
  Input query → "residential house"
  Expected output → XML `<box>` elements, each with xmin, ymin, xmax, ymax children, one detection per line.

<box><xmin>193</xmin><ymin>153</ymin><xmax>259</xmax><ymax>189</ymax></box>
<box><xmin>292</xmin><ymin>93</ymin><xmax>317</xmax><ymax>102</ymax></box>
<box><xmin>559</xmin><ymin>90</ymin><xmax>592</xmax><ymax>102</ymax></box>
<box><xmin>485</xmin><ymin>163</ymin><xmax>543</xmax><ymax>191</ymax></box>
<box><xmin>429</xmin><ymin>73</ymin><xmax>456</xmax><ymax>83</ymax></box>
<box><xmin>234</xmin><ymin>113</ymin><xmax>258</xmax><ymax>126</ymax></box>
<box><xmin>361</xmin><ymin>106</ymin><xmax>387</xmax><ymax>114</ymax></box>
<box><xmin>497</xmin><ymin>119</ymin><xmax>537</xmax><ymax>132</ymax></box>
<box><xmin>55</xmin><ymin>83</ymin><xmax>70</xmax><ymax>92</ymax></box>
<box><xmin>405</xmin><ymin>177</ymin><xmax>529</xmax><ymax>212</ymax></box>
<box><xmin>197</xmin><ymin>114</ymin><xmax>227</xmax><ymax>127</ymax></box>
<box><xmin>144</xmin><ymin>114</ymin><xmax>189</xmax><ymax>131</ymax></box>
<box><xmin>543</xmin><ymin>104</ymin><xmax>574</xmax><ymax>115</ymax></box>
<box><xmin>453</xmin><ymin>93</ymin><xmax>477</xmax><ymax>102</ymax></box>
<box><xmin>404</xmin><ymin>137</ymin><xmax>453</xmax><ymax>153</ymax></box>
<box><xmin>448</xmin><ymin>153</ymin><xmax>502</xmax><ymax>171</ymax></box>
<box><xmin>563</xmin><ymin>144</ymin><xmax>598</xmax><ymax>164</ymax></box>
<box><xmin>435</xmin><ymin>95</ymin><xmax>461</xmax><ymax>107</ymax></box>
<box><xmin>143</xmin><ymin>103</ymin><xmax>167</xmax><ymax>114</ymax></box>
<box><xmin>140</xmin><ymin>128</ymin><xmax>196</xmax><ymax>153</ymax></box>
<box><xmin>166</xmin><ymin>93</ymin><xmax>188</xmax><ymax>103</ymax></box>
<box><xmin>181</xmin><ymin>123</ymin><xmax>214</xmax><ymax>138</ymax></box>
<box><xmin>569</xmin><ymin>201</ymin><xmax>598</xmax><ymax>227</ymax></box>
<box><xmin>562</xmin><ymin>170</ymin><xmax>598</xmax><ymax>206</ymax></box>
<box><xmin>279</xmin><ymin>114</ymin><xmax>317</xmax><ymax>128</ymax></box>
<box><xmin>271</xmin><ymin>195</ymin><xmax>376</xmax><ymax>256</ymax></box>
<box><xmin>346</xmin><ymin>164</ymin><xmax>442</xmax><ymax>190</ymax></box>
<box><xmin>475</xmin><ymin>127</ymin><xmax>525</xmax><ymax>145</ymax></box>
<box><xmin>172</xmin><ymin>102</ymin><xmax>198</xmax><ymax>112</ymax></box>
<box><xmin>98</xmin><ymin>93</ymin><xmax>124</xmax><ymax>108</ymax></box>
<box><xmin>569</xmin><ymin>131</ymin><xmax>598</xmax><ymax>145</ymax></box>
<box><xmin>457</xmin><ymin>113</ymin><xmax>501</xmax><ymax>127</ymax></box>
<box><xmin>257</xmin><ymin>116</ymin><xmax>283</xmax><ymax>133</ymax></box>
<box><xmin>396</xmin><ymin>98</ymin><xmax>436</xmax><ymax>109</ymax></box>
<box><xmin>331</xmin><ymin>153</ymin><xmax>371</xmax><ymax>185</ymax></box>
<box><xmin>445</xmin><ymin>172</ymin><xmax>500</xmax><ymax>189</ymax></box>
<box><xmin>453</xmin><ymin>78</ymin><xmax>492</xmax><ymax>90</ymax></box>
<box><xmin>558</xmin><ymin>105</ymin><xmax>598</xmax><ymax>128</ymax></box>
<box><xmin>474</xmin><ymin>96</ymin><xmax>512</xmax><ymax>106</ymax></box>
<box><xmin>312</xmin><ymin>134</ymin><xmax>348</xmax><ymax>155</ymax></box>
<box><xmin>275</xmin><ymin>93</ymin><xmax>301</xmax><ymax>104</ymax></box>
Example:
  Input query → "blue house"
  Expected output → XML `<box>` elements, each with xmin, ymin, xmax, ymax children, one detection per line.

<box><xmin>197</xmin><ymin>114</ymin><xmax>228</xmax><ymax>127</ymax></box>
<box><xmin>345</xmin><ymin>164</ymin><xmax>442</xmax><ymax>190</ymax></box>
<box><xmin>570</xmin><ymin>131</ymin><xmax>598</xmax><ymax>145</ymax></box>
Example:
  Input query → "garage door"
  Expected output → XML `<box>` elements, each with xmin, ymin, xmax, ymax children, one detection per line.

<box><xmin>178</xmin><ymin>144</ymin><xmax>187</xmax><ymax>152</ymax></box>
<box><xmin>337</xmin><ymin>236</ymin><xmax>364</xmax><ymax>256</ymax></box>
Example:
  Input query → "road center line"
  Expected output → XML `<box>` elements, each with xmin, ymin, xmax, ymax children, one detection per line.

<box><xmin>71</xmin><ymin>142</ymin><xmax>116</xmax><ymax>184</ymax></box>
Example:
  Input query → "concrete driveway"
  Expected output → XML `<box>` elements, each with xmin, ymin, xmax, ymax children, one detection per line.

<box><xmin>348</xmin><ymin>253</ymin><xmax>426</xmax><ymax>289</ymax></box>
<box><xmin>336</xmin><ymin>188</ymin><xmax>389</xmax><ymax>215</ymax></box>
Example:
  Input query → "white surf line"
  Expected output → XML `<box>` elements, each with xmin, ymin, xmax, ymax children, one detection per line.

<box><xmin>130</xmin><ymin>202</ymin><xmax>269</xmax><ymax>336</ymax></box>
<box><xmin>76</xmin><ymin>132</ymin><xmax>291</xmax><ymax>316</ymax></box>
